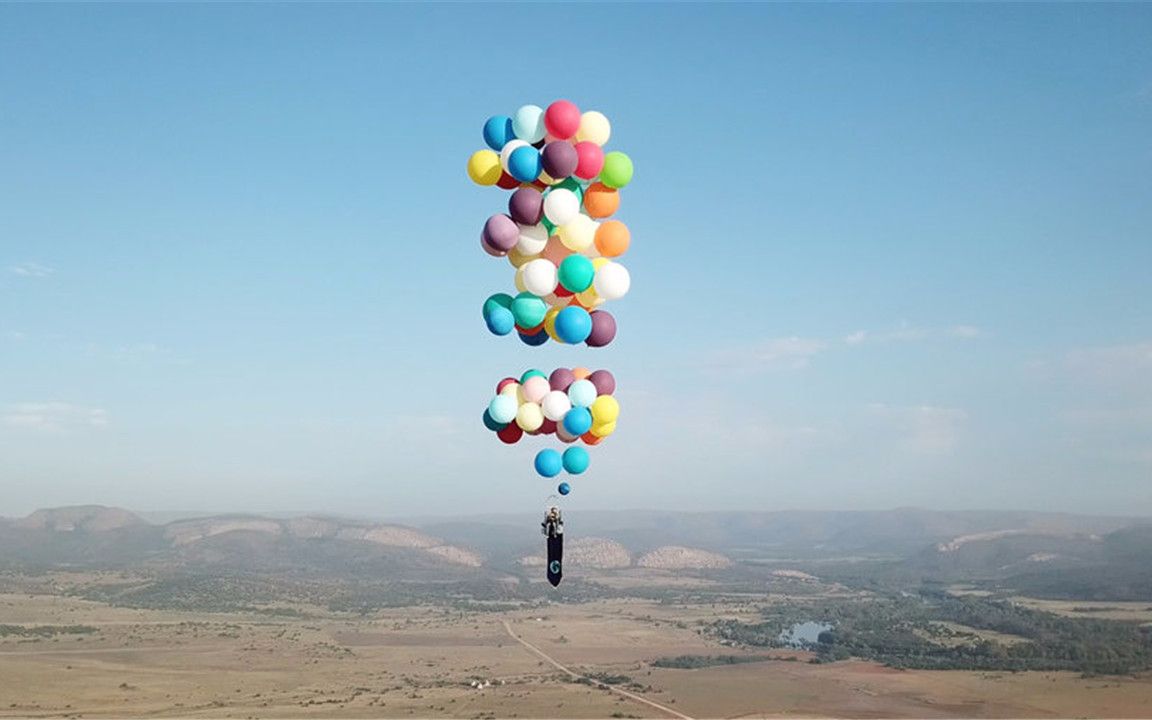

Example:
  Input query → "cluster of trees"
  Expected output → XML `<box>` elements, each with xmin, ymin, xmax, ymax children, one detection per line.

<box><xmin>0</xmin><ymin>624</ymin><xmax>97</xmax><ymax>637</ymax></box>
<box><xmin>651</xmin><ymin>654</ymin><xmax>778</xmax><ymax>669</ymax></box>
<box><xmin>712</xmin><ymin>591</ymin><xmax>1152</xmax><ymax>675</ymax></box>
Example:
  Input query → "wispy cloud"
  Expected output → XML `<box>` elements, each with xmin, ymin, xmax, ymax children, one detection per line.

<box><xmin>1</xmin><ymin>402</ymin><xmax>109</xmax><ymax>433</ymax></box>
<box><xmin>867</xmin><ymin>403</ymin><xmax>967</xmax><ymax>454</ymax></box>
<box><xmin>7</xmin><ymin>262</ymin><xmax>55</xmax><ymax>278</ymax></box>
<box><xmin>843</xmin><ymin>321</ymin><xmax>982</xmax><ymax>346</ymax></box>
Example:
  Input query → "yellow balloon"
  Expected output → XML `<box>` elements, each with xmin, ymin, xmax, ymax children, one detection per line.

<box><xmin>575</xmin><ymin>287</ymin><xmax>603</xmax><ymax>309</ymax></box>
<box><xmin>543</xmin><ymin>307</ymin><xmax>562</xmax><ymax>342</ymax></box>
<box><xmin>557</xmin><ymin>214</ymin><xmax>597</xmax><ymax>252</ymax></box>
<box><xmin>575</xmin><ymin>111</ymin><xmax>612</xmax><ymax>146</ymax></box>
<box><xmin>590</xmin><ymin>395</ymin><xmax>620</xmax><ymax>425</ymax></box>
<box><xmin>516</xmin><ymin>402</ymin><xmax>544</xmax><ymax>432</ymax></box>
<box><xmin>591</xmin><ymin>257</ymin><xmax>610</xmax><ymax>271</ymax></box>
<box><xmin>499</xmin><ymin>382</ymin><xmax>520</xmax><ymax>397</ymax></box>
<box><xmin>507</xmin><ymin>246</ymin><xmax>533</xmax><ymax>269</ymax></box>
<box><xmin>591</xmin><ymin>420</ymin><xmax>617</xmax><ymax>438</ymax></box>
<box><xmin>467</xmin><ymin>149</ymin><xmax>502</xmax><ymax>186</ymax></box>
<box><xmin>513</xmin><ymin>267</ymin><xmax>527</xmax><ymax>293</ymax></box>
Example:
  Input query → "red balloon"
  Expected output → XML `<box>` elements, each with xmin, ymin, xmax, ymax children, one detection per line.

<box><xmin>544</xmin><ymin>100</ymin><xmax>581</xmax><ymax>140</ymax></box>
<box><xmin>574</xmin><ymin>141</ymin><xmax>605</xmax><ymax>180</ymax></box>
<box><xmin>582</xmin><ymin>432</ymin><xmax>605</xmax><ymax>446</ymax></box>
<box><xmin>496</xmin><ymin>172</ymin><xmax>520</xmax><ymax>190</ymax></box>
<box><xmin>539</xmin><ymin>418</ymin><xmax>558</xmax><ymax>435</ymax></box>
<box><xmin>496</xmin><ymin>377</ymin><xmax>518</xmax><ymax>394</ymax></box>
<box><xmin>497</xmin><ymin>423</ymin><xmax>523</xmax><ymax>444</ymax></box>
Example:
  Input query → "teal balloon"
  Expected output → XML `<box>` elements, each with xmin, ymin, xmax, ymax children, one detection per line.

<box><xmin>562</xmin><ymin>447</ymin><xmax>590</xmax><ymax>474</ymax></box>
<box><xmin>488</xmin><ymin>395</ymin><xmax>518</xmax><ymax>424</ymax></box>
<box><xmin>563</xmin><ymin>407</ymin><xmax>593</xmax><ymax>436</ymax></box>
<box><xmin>482</xmin><ymin>408</ymin><xmax>507</xmax><ymax>432</ymax></box>
<box><xmin>557</xmin><ymin>255</ymin><xmax>595</xmax><ymax>293</ymax></box>
<box><xmin>554</xmin><ymin>306</ymin><xmax>592</xmax><ymax>344</ymax></box>
<box><xmin>510</xmin><ymin>292</ymin><xmax>547</xmax><ymax>328</ymax></box>
<box><xmin>482</xmin><ymin>293</ymin><xmax>513</xmax><ymax>319</ymax></box>
<box><xmin>534</xmin><ymin>449</ymin><xmax>563</xmax><ymax>478</ymax></box>
<box><xmin>520</xmin><ymin>369</ymin><xmax>547</xmax><ymax>383</ymax></box>
<box><xmin>485</xmin><ymin>307</ymin><xmax>514</xmax><ymax>336</ymax></box>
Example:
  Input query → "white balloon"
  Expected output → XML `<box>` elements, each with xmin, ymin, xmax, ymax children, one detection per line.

<box><xmin>516</xmin><ymin>223</ymin><xmax>548</xmax><ymax>256</ymax></box>
<box><xmin>575</xmin><ymin>111</ymin><xmax>612</xmax><ymax>146</ymax></box>
<box><xmin>543</xmin><ymin>189</ymin><xmax>579</xmax><ymax>226</ymax></box>
<box><xmin>541</xmin><ymin>390</ymin><xmax>573</xmax><ymax>422</ymax></box>
<box><xmin>521</xmin><ymin>259</ymin><xmax>558</xmax><ymax>296</ymax></box>
<box><xmin>512</xmin><ymin>105</ymin><xmax>546</xmax><ymax>143</ymax></box>
<box><xmin>500</xmin><ymin>139</ymin><xmax>529</xmax><ymax>173</ymax></box>
<box><xmin>557</xmin><ymin>214</ymin><xmax>598</xmax><ymax>253</ymax></box>
<box><xmin>593</xmin><ymin>261</ymin><xmax>631</xmax><ymax>301</ymax></box>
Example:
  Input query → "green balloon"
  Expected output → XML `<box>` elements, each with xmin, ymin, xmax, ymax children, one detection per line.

<box><xmin>600</xmin><ymin>151</ymin><xmax>633</xmax><ymax>189</ymax></box>
<box><xmin>542</xmin><ymin>217</ymin><xmax>556</xmax><ymax>234</ymax></box>
<box><xmin>520</xmin><ymin>369</ymin><xmax>547</xmax><ymax>383</ymax></box>
<box><xmin>482</xmin><ymin>292</ymin><xmax>513</xmax><ymax>320</ymax></box>
<box><xmin>510</xmin><ymin>292</ymin><xmax>547</xmax><ymax>329</ymax></box>
<box><xmin>558</xmin><ymin>255</ymin><xmax>595</xmax><ymax>293</ymax></box>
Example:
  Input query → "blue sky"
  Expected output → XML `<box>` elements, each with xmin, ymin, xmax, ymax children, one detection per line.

<box><xmin>2</xmin><ymin>4</ymin><xmax>1150</xmax><ymax>518</ymax></box>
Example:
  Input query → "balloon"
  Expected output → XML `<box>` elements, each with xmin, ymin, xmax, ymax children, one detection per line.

<box><xmin>496</xmin><ymin>377</ymin><xmax>518</xmax><ymax>394</ymax></box>
<box><xmin>542</xmin><ymin>188</ymin><xmax>579</xmax><ymax>226</ymax></box>
<box><xmin>595</xmin><ymin>220</ymin><xmax>630</xmax><ymax>257</ymax></box>
<box><xmin>499</xmin><ymin>381</ymin><xmax>520</xmax><ymax>396</ymax></box>
<box><xmin>506</xmin><ymin>245</ymin><xmax>532</xmax><ymax>268</ymax></box>
<box><xmin>483</xmin><ymin>115</ymin><xmax>516</xmax><ymax>151</ymax></box>
<box><xmin>500</xmin><ymin>139</ymin><xmax>529</xmax><ymax>173</ymax></box>
<box><xmin>582</xmin><ymin>182</ymin><xmax>619</xmax><ymax>218</ymax></box>
<box><xmin>541</xmin><ymin>390</ymin><xmax>573</xmax><ymax>421</ymax></box>
<box><xmin>467</xmin><ymin>150</ymin><xmax>502</xmax><ymax>186</ymax></box>
<box><xmin>556</xmin><ymin>424</ymin><xmax>579</xmax><ymax>443</ymax></box>
<box><xmin>587</xmin><ymin>369</ymin><xmax>616</xmax><ymax>396</ymax></box>
<box><xmin>549</xmin><ymin>368</ymin><xmax>576</xmax><ymax>392</ymax></box>
<box><xmin>534</xmin><ymin>448</ymin><xmax>563</xmax><ymax>478</ymax></box>
<box><xmin>555</xmin><ymin>176</ymin><xmax>585</xmax><ymax>200</ymax></box>
<box><xmin>521</xmin><ymin>375</ymin><xmax>550</xmax><ymax>403</ymax></box>
<box><xmin>521</xmin><ymin>369</ymin><xmax>547</xmax><ymax>383</ymax></box>
<box><xmin>554</xmin><ymin>306</ymin><xmax>592</xmax><ymax>344</ymax></box>
<box><xmin>519</xmin><ymin>328</ymin><xmax>549</xmax><ymax>346</ymax></box>
<box><xmin>574</xmin><ymin>141</ymin><xmax>605</xmax><ymax>180</ymax></box>
<box><xmin>590</xmin><ymin>420</ymin><xmax>616</xmax><ymax>438</ymax></box>
<box><xmin>488</xmin><ymin>395</ymin><xmax>518</xmax><ymax>424</ymax></box>
<box><xmin>575</xmin><ymin>111</ymin><xmax>611</xmax><ymax>146</ymax></box>
<box><xmin>540</xmin><ymin>418</ymin><xmax>557</xmax><ymax>435</ymax></box>
<box><xmin>544</xmin><ymin>100</ymin><xmax>581</xmax><ymax>139</ymax></box>
<box><xmin>572</xmin><ymin>367</ymin><xmax>592</xmax><ymax>380</ymax></box>
<box><xmin>540</xmin><ymin>235</ymin><xmax>571</xmax><ymax>266</ymax></box>
<box><xmin>600</xmin><ymin>151</ymin><xmax>633</xmax><ymax>189</ymax></box>
<box><xmin>567</xmin><ymin>379</ymin><xmax>597</xmax><ymax>408</ymax></box>
<box><xmin>512</xmin><ymin>105</ymin><xmax>546</xmax><ymax>143</ymax></box>
<box><xmin>558</xmin><ymin>481</ymin><xmax>571</xmax><ymax>496</ymax></box>
<box><xmin>516</xmin><ymin>223</ymin><xmax>549</xmax><ymax>256</ymax></box>
<box><xmin>590</xmin><ymin>394</ymin><xmax>620</xmax><ymax>424</ymax></box>
<box><xmin>593</xmin><ymin>262</ymin><xmax>630</xmax><ymax>300</ymax></box>
<box><xmin>562</xmin><ymin>446</ymin><xmax>590</xmax><ymax>474</ymax></box>
<box><xmin>509</xmin><ymin>188</ymin><xmax>544</xmax><ymax>226</ymax></box>
<box><xmin>483</xmin><ymin>293</ymin><xmax>513</xmax><ymax>319</ymax></box>
<box><xmin>586</xmin><ymin>310</ymin><xmax>617</xmax><ymax>347</ymax></box>
<box><xmin>482</xmin><ymin>408</ymin><xmax>507</xmax><ymax>432</ymax></box>
<box><xmin>483</xmin><ymin>214</ymin><xmax>519</xmax><ymax>253</ymax></box>
<box><xmin>557</xmin><ymin>214</ymin><xmax>597</xmax><ymax>252</ymax></box>
<box><xmin>497</xmin><ymin>422</ymin><xmax>523</xmax><ymax>444</ymax></box>
<box><xmin>557</xmin><ymin>254</ymin><xmax>595</xmax><ymax>293</ymax></box>
<box><xmin>541</xmin><ymin>141</ymin><xmax>578</xmax><ymax>180</ymax></box>
<box><xmin>485</xmin><ymin>308</ymin><xmax>514</xmax><ymax>335</ymax></box>
<box><xmin>543</xmin><ymin>306</ymin><xmax>561</xmax><ymax>342</ymax></box>
<box><xmin>508</xmin><ymin>145</ymin><xmax>542</xmax><ymax>183</ymax></box>
<box><xmin>521</xmin><ymin>258</ymin><xmax>559</xmax><ymax>296</ymax></box>
<box><xmin>562</xmin><ymin>406</ymin><xmax>593</xmax><ymax>436</ymax></box>
<box><xmin>481</xmin><ymin>233</ymin><xmax>506</xmax><ymax>257</ymax></box>
<box><xmin>516</xmin><ymin>402</ymin><xmax>545</xmax><ymax>432</ymax></box>
<box><xmin>575</xmin><ymin>287</ymin><xmax>603</xmax><ymax>309</ymax></box>
<box><xmin>510</xmin><ymin>292</ymin><xmax>547</xmax><ymax>328</ymax></box>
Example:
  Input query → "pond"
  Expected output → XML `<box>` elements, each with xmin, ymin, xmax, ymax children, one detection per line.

<box><xmin>777</xmin><ymin>620</ymin><xmax>832</xmax><ymax>647</ymax></box>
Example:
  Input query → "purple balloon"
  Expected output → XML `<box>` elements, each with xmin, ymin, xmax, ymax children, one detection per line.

<box><xmin>549</xmin><ymin>367</ymin><xmax>576</xmax><ymax>392</ymax></box>
<box><xmin>508</xmin><ymin>187</ymin><xmax>544</xmax><ymax>226</ymax></box>
<box><xmin>585</xmin><ymin>310</ymin><xmax>617</xmax><ymax>347</ymax></box>
<box><xmin>481</xmin><ymin>232</ymin><xmax>506</xmax><ymax>257</ymax></box>
<box><xmin>541</xmin><ymin>141</ymin><xmax>578</xmax><ymax>180</ymax></box>
<box><xmin>587</xmin><ymin>369</ymin><xmax>616</xmax><ymax>396</ymax></box>
<box><xmin>482</xmin><ymin>214</ymin><xmax>519</xmax><ymax>252</ymax></box>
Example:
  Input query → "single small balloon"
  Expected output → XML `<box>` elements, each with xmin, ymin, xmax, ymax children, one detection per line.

<box><xmin>558</xmin><ymin>481</ymin><xmax>571</xmax><ymax>495</ymax></box>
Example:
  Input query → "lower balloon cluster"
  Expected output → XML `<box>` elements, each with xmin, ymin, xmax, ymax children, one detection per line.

<box><xmin>483</xmin><ymin>367</ymin><xmax>620</xmax><ymax>492</ymax></box>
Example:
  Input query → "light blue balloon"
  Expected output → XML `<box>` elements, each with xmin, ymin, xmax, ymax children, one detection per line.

<box><xmin>562</xmin><ymin>447</ymin><xmax>590</xmax><ymax>475</ymax></box>
<box><xmin>485</xmin><ymin>307</ymin><xmax>515</xmax><ymax>336</ymax></box>
<box><xmin>508</xmin><ymin>146</ymin><xmax>541</xmax><ymax>183</ymax></box>
<box><xmin>535</xmin><ymin>449</ymin><xmax>563</xmax><ymax>478</ymax></box>
<box><xmin>567</xmin><ymin>379</ymin><xmax>597</xmax><ymax>408</ymax></box>
<box><xmin>554</xmin><ymin>306</ymin><xmax>592</xmax><ymax>344</ymax></box>
<box><xmin>483</xmin><ymin>115</ymin><xmax>515</xmax><ymax>151</ymax></box>
<box><xmin>488</xmin><ymin>395</ymin><xmax>518</xmax><ymax>424</ymax></box>
<box><xmin>512</xmin><ymin>104</ymin><xmax>546</xmax><ymax>143</ymax></box>
<box><xmin>562</xmin><ymin>407</ymin><xmax>593</xmax><ymax>436</ymax></box>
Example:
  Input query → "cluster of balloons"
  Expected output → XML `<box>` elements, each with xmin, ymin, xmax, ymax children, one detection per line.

<box><xmin>483</xmin><ymin>367</ymin><xmax>620</xmax><ymax>484</ymax></box>
<box><xmin>469</xmin><ymin>100</ymin><xmax>633</xmax><ymax>347</ymax></box>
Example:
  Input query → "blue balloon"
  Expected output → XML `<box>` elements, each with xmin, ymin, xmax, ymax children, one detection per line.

<box><xmin>507</xmin><ymin>146</ymin><xmax>541</xmax><ymax>183</ymax></box>
<box><xmin>562</xmin><ymin>447</ymin><xmax>590</xmax><ymax>474</ymax></box>
<box><xmin>519</xmin><ymin>328</ymin><xmax>549</xmax><ymax>346</ymax></box>
<box><xmin>562</xmin><ymin>407</ymin><xmax>593</xmax><ymax>436</ymax></box>
<box><xmin>482</xmin><ymin>408</ymin><xmax>507</xmax><ymax>432</ymax></box>
<box><xmin>535</xmin><ymin>449</ymin><xmax>563</xmax><ymax>478</ymax></box>
<box><xmin>483</xmin><ymin>115</ymin><xmax>515</xmax><ymax>151</ymax></box>
<box><xmin>554</xmin><ymin>306</ymin><xmax>592</xmax><ymax>344</ymax></box>
<box><xmin>486</xmin><ymin>307</ymin><xmax>515</xmax><ymax>336</ymax></box>
<box><xmin>558</xmin><ymin>482</ymin><xmax>571</xmax><ymax>496</ymax></box>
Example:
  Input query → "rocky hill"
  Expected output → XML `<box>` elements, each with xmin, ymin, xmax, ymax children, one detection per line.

<box><xmin>13</xmin><ymin>505</ymin><xmax>146</xmax><ymax>532</ymax></box>
<box><xmin>637</xmin><ymin>545</ymin><xmax>732</xmax><ymax>570</ymax></box>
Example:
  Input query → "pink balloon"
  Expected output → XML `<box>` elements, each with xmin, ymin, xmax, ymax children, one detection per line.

<box><xmin>541</xmin><ymin>235</ymin><xmax>571</xmax><ymax>266</ymax></box>
<box><xmin>574</xmin><ymin>141</ymin><xmax>605</xmax><ymax>180</ymax></box>
<box><xmin>521</xmin><ymin>376</ymin><xmax>550</xmax><ymax>403</ymax></box>
<box><xmin>544</xmin><ymin>100</ymin><xmax>581</xmax><ymax>140</ymax></box>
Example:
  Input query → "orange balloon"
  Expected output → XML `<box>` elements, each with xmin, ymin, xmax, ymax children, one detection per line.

<box><xmin>572</xmin><ymin>367</ymin><xmax>592</xmax><ymax>380</ymax></box>
<box><xmin>583</xmin><ymin>182</ymin><xmax>620</xmax><ymax>218</ymax></box>
<box><xmin>595</xmin><ymin>220</ymin><xmax>630</xmax><ymax>257</ymax></box>
<box><xmin>582</xmin><ymin>432</ymin><xmax>605</xmax><ymax>445</ymax></box>
<box><xmin>540</xmin><ymin>235</ymin><xmax>571</xmax><ymax>267</ymax></box>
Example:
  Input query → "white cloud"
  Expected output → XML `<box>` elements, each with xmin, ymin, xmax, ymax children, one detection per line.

<box><xmin>1</xmin><ymin>402</ymin><xmax>108</xmax><ymax>432</ymax></box>
<box><xmin>7</xmin><ymin>262</ymin><xmax>55</xmax><ymax>278</ymax></box>
<box><xmin>750</xmin><ymin>336</ymin><xmax>827</xmax><ymax>369</ymax></box>
<box><xmin>843</xmin><ymin>321</ymin><xmax>982</xmax><ymax>345</ymax></box>
<box><xmin>949</xmin><ymin>324</ymin><xmax>983</xmax><ymax>339</ymax></box>
<box><xmin>1063</xmin><ymin>341</ymin><xmax>1152</xmax><ymax>387</ymax></box>
<box><xmin>868</xmin><ymin>403</ymin><xmax>967</xmax><ymax>454</ymax></box>
<box><xmin>844</xmin><ymin>330</ymin><xmax>867</xmax><ymax>345</ymax></box>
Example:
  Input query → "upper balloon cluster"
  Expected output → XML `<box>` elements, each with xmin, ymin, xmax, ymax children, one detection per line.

<box><xmin>468</xmin><ymin>101</ymin><xmax>633</xmax><ymax>347</ymax></box>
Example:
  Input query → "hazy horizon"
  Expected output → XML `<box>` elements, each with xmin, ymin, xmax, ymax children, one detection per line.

<box><xmin>3</xmin><ymin>4</ymin><xmax>1150</xmax><ymax>518</ymax></box>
